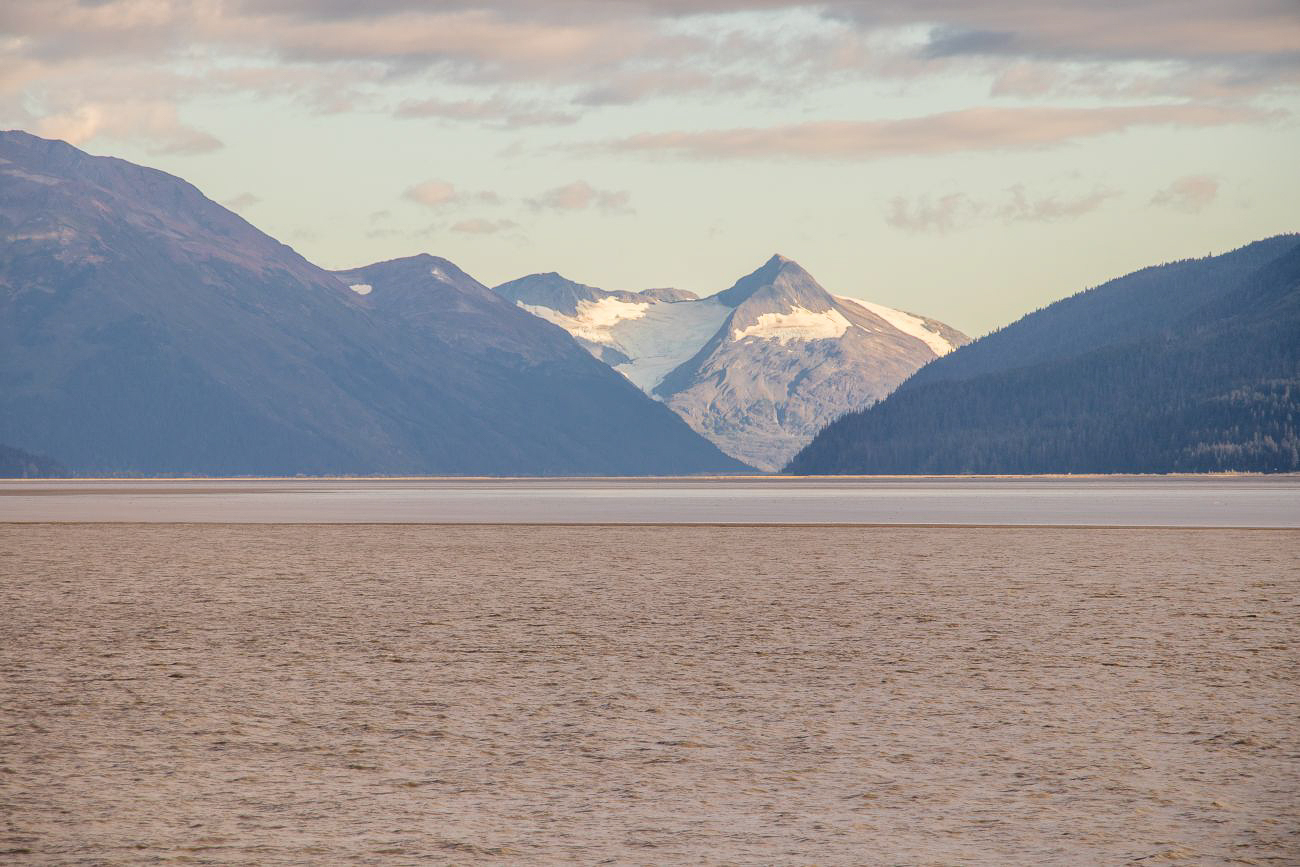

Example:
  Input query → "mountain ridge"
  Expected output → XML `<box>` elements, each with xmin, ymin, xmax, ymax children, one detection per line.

<box><xmin>900</xmin><ymin>235</ymin><xmax>1299</xmax><ymax>392</ymax></box>
<box><xmin>0</xmin><ymin>130</ymin><xmax>750</xmax><ymax>476</ymax></box>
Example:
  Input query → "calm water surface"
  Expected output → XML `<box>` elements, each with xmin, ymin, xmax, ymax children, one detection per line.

<box><xmin>3</xmin><ymin>524</ymin><xmax>1297</xmax><ymax>864</ymax></box>
<box><xmin>2</xmin><ymin>475</ymin><xmax>1298</xmax><ymax>525</ymax></box>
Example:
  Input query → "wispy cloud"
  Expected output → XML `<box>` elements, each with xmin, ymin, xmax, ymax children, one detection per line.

<box><xmin>402</xmin><ymin>179</ymin><xmax>502</xmax><ymax>208</ymax></box>
<box><xmin>451</xmin><ymin>217</ymin><xmax>518</xmax><ymax>234</ymax></box>
<box><xmin>403</xmin><ymin>180</ymin><xmax>458</xmax><ymax>207</ymax></box>
<box><xmin>395</xmin><ymin>95</ymin><xmax>577</xmax><ymax>127</ymax></box>
<box><xmin>830</xmin><ymin>1</ymin><xmax>1300</xmax><ymax>67</ymax></box>
<box><xmin>528</xmin><ymin>180</ymin><xmax>632</xmax><ymax>214</ymax></box>
<box><xmin>2</xmin><ymin>0</ymin><xmax>1294</xmax><ymax>163</ymax></box>
<box><xmin>598</xmin><ymin>104</ymin><xmax>1272</xmax><ymax>161</ymax></box>
<box><xmin>222</xmin><ymin>192</ymin><xmax>261</xmax><ymax>211</ymax></box>
<box><xmin>1150</xmin><ymin>175</ymin><xmax>1219</xmax><ymax>213</ymax></box>
<box><xmin>32</xmin><ymin>101</ymin><xmax>222</xmax><ymax>155</ymax></box>
<box><xmin>886</xmin><ymin>194</ymin><xmax>982</xmax><ymax>234</ymax></box>
<box><xmin>997</xmin><ymin>184</ymin><xmax>1118</xmax><ymax>222</ymax></box>
<box><xmin>887</xmin><ymin>184</ymin><xmax>1117</xmax><ymax>233</ymax></box>
<box><xmin>5</xmin><ymin>1</ymin><xmax>1295</xmax><ymax>125</ymax></box>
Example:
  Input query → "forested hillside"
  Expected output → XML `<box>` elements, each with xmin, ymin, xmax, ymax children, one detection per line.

<box><xmin>787</xmin><ymin>237</ymin><xmax>1300</xmax><ymax>474</ymax></box>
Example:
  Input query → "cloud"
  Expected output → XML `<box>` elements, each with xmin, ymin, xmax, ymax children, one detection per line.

<box><xmin>395</xmin><ymin>95</ymin><xmax>577</xmax><ymax>127</ymax></box>
<box><xmin>528</xmin><ymin>180</ymin><xmax>632</xmax><ymax>214</ymax></box>
<box><xmin>599</xmin><ymin>103</ymin><xmax>1271</xmax><ymax>160</ymax></box>
<box><xmin>245</xmin><ymin>7</ymin><xmax>662</xmax><ymax>81</ymax></box>
<box><xmin>996</xmin><ymin>184</ymin><xmax>1118</xmax><ymax>222</ymax></box>
<box><xmin>888</xmin><ymin>184</ymin><xmax>1117</xmax><ymax>233</ymax></box>
<box><xmin>2</xmin><ymin>0</ymin><xmax>1293</xmax><ymax>158</ymax></box>
<box><xmin>1150</xmin><ymin>175</ymin><xmax>1219</xmax><ymax>212</ymax></box>
<box><xmin>4</xmin><ymin>1</ymin><xmax>1295</xmax><ymax>109</ymax></box>
<box><xmin>213</xmin><ymin>65</ymin><xmax>379</xmax><ymax>114</ymax></box>
<box><xmin>886</xmin><ymin>193</ymin><xmax>982</xmax><ymax>234</ymax></box>
<box><xmin>231</xmin><ymin>2</ymin><xmax>1300</xmax><ymax>70</ymax></box>
<box><xmin>450</xmin><ymin>217</ymin><xmax>518</xmax><ymax>234</ymax></box>
<box><xmin>923</xmin><ymin>28</ymin><xmax>1020</xmax><ymax>59</ymax></box>
<box><xmin>573</xmin><ymin>67</ymin><xmax>755</xmax><ymax>106</ymax></box>
<box><xmin>988</xmin><ymin>58</ymin><xmax>1297</xmax><ymax>103</ymax></box>
<box><xmin>403</xmin><ymin>179</ymin><xmax>458</xmax><ymax>207</ymax></box>
<box><xmin>222</xmin><ymin>192</ymin><xmax>261</xmax><ymax>211</ymax></box>
<box><xmin>402</xmin><ymin>180</ymin><xmax>502</xmax><ymax>208</ymax></box>
<box><xmin>835</xmin><ymin>2</ymin><xmax>1300</xmax><ymax>66</ymax></box>
<box><xmin>31</xmin><ymin>101</ymin><xmax>222</xmax><ymax>155</ymax></box>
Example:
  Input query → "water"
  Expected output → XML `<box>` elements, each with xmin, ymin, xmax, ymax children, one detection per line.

<box><xmin>3</xmin><ymin>475</ymin><xmax>1298</xmax><ymax>526</ymax></box>
<box><xmin>2</xmin><ymin>523</ymin><xmax>1297</xmax><ymax>864</ymax></box>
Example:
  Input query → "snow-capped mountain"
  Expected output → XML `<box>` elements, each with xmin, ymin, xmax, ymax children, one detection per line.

<box><xmin>495</xmin><ymin>273</ymin><xmax>700</xmax><ymax>367</ymax></box>
<box><xmin>495</xmin><ymin>255</ymin><xmax>969</xmax><ymax>470</ymax></box>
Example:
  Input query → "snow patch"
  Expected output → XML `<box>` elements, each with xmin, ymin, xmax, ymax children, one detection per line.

<box><xmin>516</xmin><ymin>296</ymin><xmax>732</xmax><ymax>391</ymax></box>
<box><xmin>518</xmin><ymin>296</ymin><xmax>649</xmax><ymax>346</ymax></box>
<box><xmin>349</xmin><ymin>283</ymin><xmax>373</xmax><ymax>296</ymax></box>
<box><xmin>835</xmin><ymin>295</ymin><xmax>953</xmax><ymax>356</ymax></box>
<box><xmin>731</xmin><ymin>307</ymin><xmax>851</xmax><ymax>345</ymax></box>
<box><xmin>610</xmin><ymin>299</ymin><xmax>731</xmax><ymax>390</ymax></box>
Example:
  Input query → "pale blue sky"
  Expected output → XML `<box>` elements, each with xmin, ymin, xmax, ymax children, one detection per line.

<box><xmin>4</xmin><ymin>1</ymin><xmax>1297</xmax><ymax>334</ymax></box>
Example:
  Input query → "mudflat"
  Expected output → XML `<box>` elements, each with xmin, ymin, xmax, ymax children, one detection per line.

<box><xmin>2</xmin><ymin>524</ymin><xmax>1297</xmax><ymax>864</ymax></box>
<box><xmin>3</xmin><ymin>475</ymin><xmax>1299</xmax><ymax>526</ymax></box>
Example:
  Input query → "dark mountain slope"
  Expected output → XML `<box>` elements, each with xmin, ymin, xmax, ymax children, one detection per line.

<box><xmin>787</xmin><ymin>238</ymin><xmax>1300</xmax><ymax>474</ymax></box>
<box><xmin>0</xmin><ymin>130</ymin><xmax>748</xmax><ymax>475</ymax></box>
<box><xmin>333</xmin><ymin>256</ymin><xmax>748</xmax><ymax>474</ymax></box>
<box><xmin>903</xmin><ymin>235</ymin><xmax>1297</xmax><ymax>390</ymax></box>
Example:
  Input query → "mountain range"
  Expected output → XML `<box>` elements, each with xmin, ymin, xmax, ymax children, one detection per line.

<box><xmin>0</xmin><ymin>130</ymin><xmax>748</xmax><ymax>476</ymax></box>
<box><xmin>788</xmin><ymin>235</ymin><xmax>1300</xmax><ymax>474</ymax></box>
<box><xmin>6</xmin><ymin>128</ymin><xmax>1292</xmax><ymax>479</ymax></box>
<box><xmin>496</xmin><ymin>258</ymin><xmax>968</xmax><ymax>469</ymax></box>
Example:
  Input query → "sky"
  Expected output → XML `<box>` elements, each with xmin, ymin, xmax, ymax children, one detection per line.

<box><xmin>3</xmin><ymin>1</ymin><xmax>1298</xmax><ymax>336</ymax></box>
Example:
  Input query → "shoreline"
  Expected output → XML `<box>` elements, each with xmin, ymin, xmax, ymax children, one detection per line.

<box><xmin>3</xmin><ymin>476</ymin><xmax>1296</xmax><ymax>527</ymax></box>
<box><xmin>3</xmin><ymin>520</ymin><xmax>1298</xmax><ymax>530</ymax></box>
<box><xmin>4</xmin><ymin>471</ymin><xmax>1299</xmax><ymax>483</ymax></box>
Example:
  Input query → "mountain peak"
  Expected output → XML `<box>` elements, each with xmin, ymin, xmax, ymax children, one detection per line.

<box><xmin>361</xmin><ymin>252</ymin><xmax>454</xmax><ymax>269</ymax></box>
<box><xmin>493</xmin><ymin>271</ymin><xmax>611</xmax><ymax>314</ymax></box>
<box><xmin>334</xmin><ymin>254</ymin><xmax>493</xmax><ymax>303</ymax></box>
<box><xmin>712</xmin><ymin>254</ymin><xmax>826</xmax><ymax>308</ymax></box>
